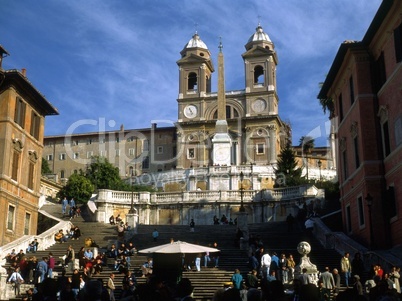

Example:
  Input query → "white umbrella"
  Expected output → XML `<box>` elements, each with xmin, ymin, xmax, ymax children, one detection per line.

<box><xmin>138</xmin><ymin>241</ymin><xmax>220</xmax><ymax>254</ymax></box>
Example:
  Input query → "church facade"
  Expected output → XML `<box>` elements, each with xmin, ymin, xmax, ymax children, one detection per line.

<box><xmin>42</xmin><ymin>24</ymin><xmax>289</xmax><ymax>191</ymax></box>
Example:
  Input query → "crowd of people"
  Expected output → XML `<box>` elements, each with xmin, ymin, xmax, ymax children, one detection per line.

<box><xmin>4</xmin><ymin>198</ymin><xmax>401</xmax><ymax>301</ymax></box>
<box><xmin>61</xmin><ymin>197</ymin><xmax>81</xmax><ymax>220</ymax></box>
<box><xmin>219</xmin><ymin>238</ymin><xmax>402</xmax><ymax>301</ymax></box>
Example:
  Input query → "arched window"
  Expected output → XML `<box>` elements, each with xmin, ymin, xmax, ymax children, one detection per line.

<box><xmin>188</xmin><ymin>72</ymin><xmax>198</xmax><ymax>91</ymax></box>
<box><xmin>60</xmin><ymin>170</ymin><xmax>65</xmax><ymax>179</ymax></box>
<box><xmin>129</xmin><ymin>166</ymin><xmax>134</xmax><ymax>176</ymax></box>
<box><xmin>213</xmin><ymin>106</ymin><xmax>240</xmax><ymax>119</ymax></box>
<box><xmin>254</xmin><ymin>65</ymin><xmax>264</xmax><ymax>85</ymax></box>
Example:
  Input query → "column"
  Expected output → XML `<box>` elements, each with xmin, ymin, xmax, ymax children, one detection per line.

<box><xmin>269</xmin><ymin>125</ymin><xmax>277</xmax><ymax>163</ymax></box>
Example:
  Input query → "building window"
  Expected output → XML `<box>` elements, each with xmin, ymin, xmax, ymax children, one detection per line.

<box><xmin>11</xmin><ymin>151</ymin><xmax>20</xmax><ymax>181</ymax></box>
<box><xmin>213</xmin><ymin>105</ymin><xmax>240</xmax><ymax>119</ymax></box>
<box><xmin>386</xmin><ymin>186</ymin><xmax>397</xmax><ymax>220</ymax></box>
<box><xmin>129</xmin><ymin>148</ymin><xmax>135</xmax><ymax>156</ymax></box>
<box><xmin>60</xmin><ymin>170</ymin><xmax>65</xmax><ymax>178</ymax></box>
<box><xmin>14</xmin><ymin>97</ymin><xmax>26</xmax><ymax>128</ymax></box>
<box><xmin>116</xmin><ymin>136</ymin><xmax>120</xmax><ymax>143</ymax></box>
<box><xmin>73</xmin><ymin>153</ymin><xmax>79</xmax><ymax>159</ymax></box>
<box><xmin>59</xmin><ymin>153</ymin><xmax>66</xmax><ymax>160</ymax></box>
<box><xmin>30</xmin><ymin>111</ymin><xmax>40</xmax><ymax>140</ymax></box>
<box><xmin>381</xmin><ymin>121</ymin><xmax>391</xmax><ymax>157</ymax></box>
<box><xmin>157</xmin><ymin>146</ymin><xmax>163</xmax><ymax>154</ymax></box>
<box><xmin>115</xmin><ymin>149</ymin><xmax>120</xmax><ymax>157</ymax></box>
<box><xmin>100</xmin><ymin>138</ymin><xmax>106</xmax><ymax>144</ymax></box>
<box><xmin>253</xmin><ymin>65</ymin><xmax>264</xmax><ymax>85</ymax></box>
<box><xmin>353</xmin><ymin>136</ymin><xmax>360</xmax><ymax>169</ymax></box>
<box><xmin>28</xmin><ymin>162</ymin><xmax>34</xmax><ymax>190</ymax></box>
<box><xmin>187</xmin><ymin>148</ymin><xmax>195</xmax><ymax>159</ymax></box>
<box><xmin>87</xmin><ymin>139</ymin><xmax>92</xmax><ymax>145</ymax></box>
<box><xmin>46</xmin><ymin>154</ymin><xmax>53</xmax><ymax>161</ymax></box>
<box><xmin>72</xmin><ymin>140</ymin><xmax>79</xmax><ymax>146</ymax></box>
<box><xmin>24</xmin><ymin>213</ymin><xmax>31</xmax><ymax>235</ymax></box>
<box><xmin>346</xmin><ymin>205</ymin><xmax>352</xmax><ymax>233</ymax></box>
<box><xmin>394</xmin><ymin>23</ymin><xmax>402</xmax><ymax>63</ymax></box>
<box><xmin>349</xmin><ymin>76</ymin><xmax>355</xmax><ymax>105</ymax></box>
<box><xmin>374</xmin><ymin>52</ymin><xmax>386</xmax><ymax>92</ymax></box>
<box><xmin>86</xmin><ymin>151</ymin><xmax>93</xmax><ymax>159</ymax></box>
<box><xmin>338</xmin><ymin>94</ymin><xmax>344</xmax><ymax>122</ymax></box>
<box><xmin>142</xmin><ymin>156</ymin><xmax>150</xmax><ymax>169</ymax></box>
<box><xmin>99</xmin><ymin>151</ymin><xmax>107</xmax><ymax>157</ymax></box>
<box><xmin>357</xmin><ymin>196</ymin><xmax>365</xmax><ymax>227</ymax></box>
<box><xmin>142</xmin><ymin>140</ymin><xmax>149</xmax><ymax>151</ymax></box>
<box><xmin>256</xmin><ymin>143</ymin><xmax>265</xmax><ymax>155</ymax></box>
<box><xmin>188</xmin><ymin>72</ymin><xmax>198</xmax><ymax>91</ymax></box>
<box><xmin>342</xmin><ymin>150</ymin><xmax>348</xmax><ymax>181</ymax></box>
<box><xmin>7</xmin><ymin>205</ymin><xmax>15</xmax><ymax>230</ymax></box>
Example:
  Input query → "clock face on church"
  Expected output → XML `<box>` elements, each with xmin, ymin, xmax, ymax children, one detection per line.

<box><xmin>252</xmin><ymin>99</ymin><xmax>267</xmax><ymax>113</ymax></box>
<box><xmin>184</xmin><ymin>105</ymin><xmax>198</xmax><ymax>118</ymax></box>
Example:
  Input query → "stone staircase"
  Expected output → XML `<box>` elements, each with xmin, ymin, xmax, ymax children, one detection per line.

<box><xmin>17</xmin><ymin>203</ymin><xmax>344</xmax><ymax>300</ymax></box>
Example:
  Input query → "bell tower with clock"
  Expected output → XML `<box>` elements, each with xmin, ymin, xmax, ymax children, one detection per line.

<box><xmin>176</xmin><ymin>32</ymin><xmax>214</xmax><ymax>122</ymax></box>
<box><xmin>242</xmin><ymin>23</ymin><xmax>279</xmax><ymax>117</ymax></box>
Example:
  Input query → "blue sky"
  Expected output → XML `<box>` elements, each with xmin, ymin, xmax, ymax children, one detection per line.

<box><xmin>1</xmin><ymin>0</ymin><xmax>381</xmax><ymax>146</ymax></box>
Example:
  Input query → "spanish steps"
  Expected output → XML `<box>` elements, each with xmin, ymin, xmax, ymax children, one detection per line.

<box><xmin>8</xmin><ymin>202</ymin><xmax>344</xmax><ymax>300</ymax></box>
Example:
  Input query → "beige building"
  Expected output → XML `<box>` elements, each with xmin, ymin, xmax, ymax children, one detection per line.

<box><xmin>43</xmin><ymin>124</ymin><xmax>177</xmax><ymax>182</ymax></box>
<box><xmin>0</xmin><ymin>45</ymin><xmax>58</xmax><ymax>245</ymax></box>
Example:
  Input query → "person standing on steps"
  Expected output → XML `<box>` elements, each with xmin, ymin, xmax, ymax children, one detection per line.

<box><xmin>107</xmin><ymin>273</ymin><xmax>116</xmax><ymax>301</ymax></box>
<box><xmin>61</xmin><ymin>197</ymin><xmax>68</xmax><ymax>217</ymax></box>
<box><xmin>36</xmin><ymin>257</ymin><xmax>48</xmax><ymax>284</ymax></box>
<box><xmin>340</xmin><ymin>252</ymin><xmax>352</xmax><ymax>288</ymax></box>
<box><xmin>189</xmin><ymin>219</ymin><xmax>195</xmax><ymax>232</ymax></box>
<box><xmin>211</xmin><ymin>242</ymin><xmax>220</xmax><ymax>268</ymax></box>
<box><xmin>47</xmin><ymin>252</ymin><xmax>55</xmax><ymax>279</ymax></box>
<box><xmin>8</xmin><ymin>267</ymin><xmax>24</xmax><ymax>297</ymax></box>
<box><xmin>69</xmin><ymin>198</ymin><xmax>76</xmax><ymax>218</ymax></box>
<box><xmin>152</xmin><ymin>228</ymin><xmax>159</xmax><ymax>241</ymax></box>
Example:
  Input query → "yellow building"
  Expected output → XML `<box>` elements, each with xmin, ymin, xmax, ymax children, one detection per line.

<box><xmin>0</xmin><ymin>46</ymin><xmax>58</xmax><ymax>245</ymax></box>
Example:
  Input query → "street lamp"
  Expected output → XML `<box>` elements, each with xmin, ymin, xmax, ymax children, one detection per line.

<box><xmin>317</xmin><ymin>160</ymin><xmax>322</xmax><ymax>182</ymax></box>
<box><xmin>365</xmin><ymin>193</ymin><xmax>374</xmax><ymax>249</ymax></box>
<box><xmin>239</xmin><ymin>171</ymin><xmax>245</xmax><ymax>212</ymax></box>
<box><xmin>129</xmin><ymin>178</ymin><xmax>135</xmax><ymax>214</ymax></box>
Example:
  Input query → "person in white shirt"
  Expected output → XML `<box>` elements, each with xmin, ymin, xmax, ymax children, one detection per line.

<box><xmin>260</xmin><ymin>251</ymin><xmax>272</xmax><ymax>280</ymax></box>
<box><xmin>8</xmin><ymin>267</ymin><xmax>24</xmax><ymax>296</ymax></box>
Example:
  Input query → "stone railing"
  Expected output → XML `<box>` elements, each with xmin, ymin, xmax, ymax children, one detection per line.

<box><xmin>0</xmin><ymin>208</ymin><xmax>72</xmax><ymax>274</ymax></box>
<box><xmin>311</xmin><ymin>216</ymin><xmax>402</xmax><ymax>274</ymax></box>
<box><xmin>97</xmin><ymin>184</ymin><xmax>322</xmax><ymax>205</ymax></box>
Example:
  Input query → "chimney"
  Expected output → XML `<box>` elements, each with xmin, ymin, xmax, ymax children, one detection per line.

<box><xmin>21</xmin><ymin>68</ymin><xmax>27</xmax><ymax>77</ymax></box>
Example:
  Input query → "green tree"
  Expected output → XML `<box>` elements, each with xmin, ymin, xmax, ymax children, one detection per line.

<box><xmin>85</xmin><ymin>156</ymin><xmax>124</xmax><ymax>190</ymax></box>
<box><xmin>56</xmin><ymin>173</ymin><xmax>94</xmax><ymax>204</ymax></box>
<box><xmin>274</xmin><ymin>143</ymin><xmax>302</xmax><ymax>187</ymax></box>
<box><xmin>41</xmin><ymin>158</ymin><xmax>52</xmax><ymax>175</ymax></box>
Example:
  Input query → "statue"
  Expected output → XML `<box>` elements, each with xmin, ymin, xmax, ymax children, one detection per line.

<box><xmin>294</xmin><ymin>241</ymin><xmax>318</xmax><ymax>285</ymax></box>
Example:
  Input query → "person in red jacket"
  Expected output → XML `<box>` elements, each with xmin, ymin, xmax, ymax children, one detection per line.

<box><xmin>48</xmin><ymin>252</ymin><xmax>55</xmax><ymax>278</ymax></box>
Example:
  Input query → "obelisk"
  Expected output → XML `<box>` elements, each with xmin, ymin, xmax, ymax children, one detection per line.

<box><xmin>212</xmin><ymin>39</ymin><xmax>231</xmax><ymax>165</ymax></box>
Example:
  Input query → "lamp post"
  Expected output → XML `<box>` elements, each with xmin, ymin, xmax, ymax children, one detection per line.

<box><xmin>239</xmin><ymin>171</ymin><xmax>245</xmax><ymax>212</ymax></box>
<box><xmin>317</xmin><ymin>160</ymin><xmax>322</xmax><ymax>182</ymax></box>
<box><xmin>129</xmin><ymin>178</ymin><xmax>135</xmax><ymax>214</ymax></box>
<box><xmin>365</xmin><ymin>193</ymin><xmax>374</xmax><ymax>249</ymax></box>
